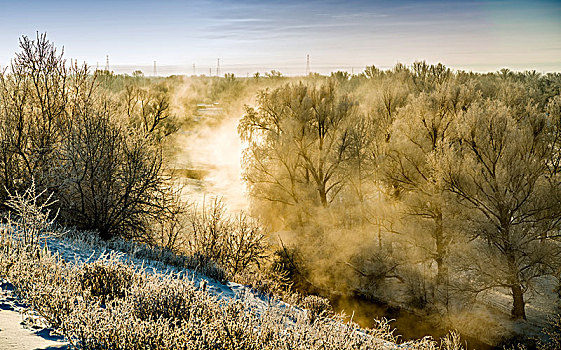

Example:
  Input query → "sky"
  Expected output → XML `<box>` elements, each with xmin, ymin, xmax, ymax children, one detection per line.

<box><xmin>0</xmin><ymin>0</ymin><xmax>560</xmax><ymax>76</ymax></box>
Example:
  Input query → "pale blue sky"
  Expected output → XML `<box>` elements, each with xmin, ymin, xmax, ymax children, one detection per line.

<box><xmin>0</xmin><ymin>0</ymin><xmax>560</xmax><ymax>75</ymax></box>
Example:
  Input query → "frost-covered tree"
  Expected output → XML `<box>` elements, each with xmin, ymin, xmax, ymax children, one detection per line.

<box><xmin>384</xmin><ymin>80</ymin><xmax>474</xmax><ymax>286</ymax></box>
<box><xmin>438</xmin><ymin>98</ymin><xmax>561</xmax><ymax>319</ymax></box>
<box><xmin>0</xmin><ymin>33</ymin><xmax>177</xmax><ymax>241</ymax></box>
<box><xmin>239</xmin><ymin>82</ymin><xmax>359</xmax><ymax>212</ymax></box>
<box><xmin>0</xmin><ymin>33</ymin><xmax>70</xmax><ymax>199</ymax></box>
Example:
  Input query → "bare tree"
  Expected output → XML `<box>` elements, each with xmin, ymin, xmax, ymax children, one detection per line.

<box><xmin>0</xmin><ymin>33</ymin><xmax>176</xmax><ymax>241</ymax></box>
<box><xmin>121</xmin><ymin>83</ymin><xmax>178</xmax><ymax>139</ymax></box>
<box><xmin>60</xmin><ymin>93</ymin><xmax>168</xmax><ymax>240</ymax></box>
<box><xmin>0</xmin><ymin>33</ymin><xmax>70</xmax><ymax>199</ymax></box>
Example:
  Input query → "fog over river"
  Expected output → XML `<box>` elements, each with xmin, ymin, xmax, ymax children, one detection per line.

<box><xmin>173</xmin><ymin>103</ymin><xmax>249</xmax><ymax>212</ymax></box>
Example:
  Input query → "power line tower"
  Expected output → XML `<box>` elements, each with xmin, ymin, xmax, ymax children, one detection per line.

<box><xmin>105</xmin><ymin>55</ymin><xmax>109</xmax><ymax>71</ymax></box>
<box><xmin>306</xmin><ymin>54</ymin><xmax>310</xmax><ymax>76</ymax></box>
<box><xmin>153</xmin><ymin>61</ymin><xmax>157</xmax><ymax>76</ymax></box>
<box><xmin>192</xmin><ymin>63</ymin><xmax>196</xmax><ymax>76</ymax></box>
<box><xmin>217</xmin><ymin>58</ymin><xmax>220</xmax><ymax>77</ymax></box>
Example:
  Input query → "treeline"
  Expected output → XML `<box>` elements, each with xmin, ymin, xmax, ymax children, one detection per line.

<box><xmin>239</xmin><ymin>62</ymin><xmax>561</xmax><ymax>322</ymax></box>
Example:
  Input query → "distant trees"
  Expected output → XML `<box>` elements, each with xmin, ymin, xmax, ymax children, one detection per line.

<box><xmin>343</xmin><ymin>114</ymin><xmax>378</xmax><ymax>205</ymax></box>
<box><xmin>411</xmin><ymin>61</ymin><xmax>451</xmax><ymax>92</ymax></box>
<box><xmin>122</xmin><ymin>83</ymin><xmax>178</xmax><ymax>140</ymax></box>
<box><xmin>546</xmin><ymin>95</ymin><xmax>561</xmax><ymax>182</ymax></box>
<box><xmin>132</xmin><ymin>70</ymin><xmax>144</xmax><ymax>78</ymax></box>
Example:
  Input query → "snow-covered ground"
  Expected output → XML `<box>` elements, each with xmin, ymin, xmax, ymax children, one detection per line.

<box><xmin>42</xmin><ymin>234</ymin><xmax>288</xmax><ymax>310</ymax></box>
<box><xmin>3</xmin><ymin>229</ymin><xmax>554</xmax><ymax>349</ymax></box>
<box><xmin>0</xmin><ymin>232</ymin><xmax>400</xmax><ymax>349</ymax></box>
<box><xmin>0</xmin><ymin>279</ymin><xmax>68</xmax><ymax>349</ymax></box>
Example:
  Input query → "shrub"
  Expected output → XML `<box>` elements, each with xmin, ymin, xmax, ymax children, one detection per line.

<box><xmin>187</xmin><ymin>198</ymin><xmax>231</xmax><ymax>264</ymax></box>
<box><xmin>225</xmin><ymin>212</ymin><xmax>268</xmax><ymax>276</ymax></box>
<box><xmin>2</xmin><ymin>244</ymin><xmax>78</xmax><ymax>331</ymax></box>
<box><xmin>79</xmin><ymin>255</ymin><xmax>139</xmax><ymax>304</ymax></box>
<box><xmin>188</xmin><ymin>198</ymin><xmax>268</xmax><ymax>277</ymax></box>
<box><xmin>538</xmin><ymin>314</ymin><xmax>561</xmax><ymax>350</ymax></box>
<box><xmin>62</xmin><ymin>228</ymin><xmax>227</xmax><ymax>283</ymax></box>
<box><xmin>130</xmin><ymin>275</ymin><xmax>216</xmax><ymax>325</ymax></box>
<box><xmin>4</xmin><ymin>180</ymin><xmax>59</xmax><ymax>245</ymax></box>
<box><xmin>301</xmin><ymin>295</ymin><xmax>334</xmax><ymax>323</ymax></box>
<box><xmin>402</xmin><ymin>265</ymin><xmax>430</xmax><ymax>309</ymax></box>
<box><xmin>234</xmin><ymin>262</ymin><xmax>292</xmax><ymax>299</ymax></box>
<box><xmin>0</xmin><ymin>228</ymin><xmax>467</xmax><ymax>349</ymax></box>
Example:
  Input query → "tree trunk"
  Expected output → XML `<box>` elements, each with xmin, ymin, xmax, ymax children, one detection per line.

<box><xmin>511</xmin><ymin>284</ymin><xmax>526</xmax><ymax>320</ymax></box>
<box><xmin>318</xmin><ymin>186</ymin><xmax>328</xmax><ymax>207</ymax></box>
<box><xmin>434</xmin><ymin>211</ymin><xmax>447</xmax><ymax>285</ymax></box>
<box><xmin>506</xmin><ymin>246</ymin><xmax>526</xmax><ymax>320</ymax></box>
<box><xmin>435</xmin><ymin>255</ymin><xmax>447</xmax><ymax>285</ymax></box>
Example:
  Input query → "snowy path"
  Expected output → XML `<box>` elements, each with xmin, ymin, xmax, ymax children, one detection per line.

<box><xmin>0</xmin><ymin>310</ymin><xmax>68</xmax><ymax>350</ymax></box>
<box><xmin>0</xmin><ymin>281</ymin><xmax>68</xmax><ymax>350</ymax></box>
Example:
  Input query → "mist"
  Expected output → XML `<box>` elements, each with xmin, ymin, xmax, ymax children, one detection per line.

<box><xmin>174</xmin><ymin>110</ymin><xmax>248</xmax><ymax>212</ymax></box>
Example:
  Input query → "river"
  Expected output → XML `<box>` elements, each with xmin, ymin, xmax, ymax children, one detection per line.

<box><xmin>330</xmin><ymin>295</ymin><xmax>495</xmax><ymax>349</ymax></box>
<box><xmin>172</xmin><ymin>103</ymin><xmax>248</xmax><ymax>212</ymax></box>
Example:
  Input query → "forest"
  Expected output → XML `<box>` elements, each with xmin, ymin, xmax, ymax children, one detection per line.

<box><xmin>1</xmin><ymin>34</ymin><xmax>561</xmax><ymax>349</ymax></box>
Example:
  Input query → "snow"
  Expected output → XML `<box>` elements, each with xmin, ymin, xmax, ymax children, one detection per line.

<box><xmin>1</xmin><ymin>227</ymin><xmax>557</xmax><ymax>349</ymax></box>
<box><xmin>42</xmin><ymin>233</ymin><xmax>290</xmax><ymax>311</ymax></box>
<box><xmin>0</xmin><ymin>279</ymin><xmax>68</xmax><ymax>349</ymax></box>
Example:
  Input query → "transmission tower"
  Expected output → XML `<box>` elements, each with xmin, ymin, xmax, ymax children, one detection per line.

<box><xmin>306</xmin><ymin>54</ymin><xmax>310</xmax><ymax>76</ymax></box>
<box><xmin>217</xmin><ymin>58</ymin><xmax>220</xmax><ymax>77</ymax></box>
<box><xmin>153</xmin><ymin>61</ymin><xmax>157</xmax><ymax>76</ymax></box>
<box><xmin>193</xmin><ymin>63</ymin><xmax>196</xmax><ymax>76</ymax></box>
<box><xmin>105</xmin><ymin>55</ymin><xmax>109</xmax><ymax>71</ymax></box>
